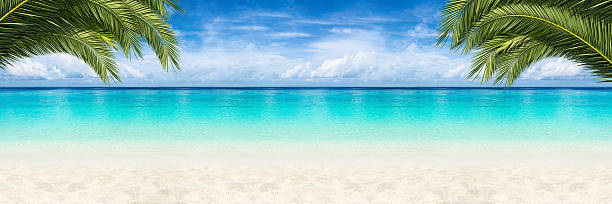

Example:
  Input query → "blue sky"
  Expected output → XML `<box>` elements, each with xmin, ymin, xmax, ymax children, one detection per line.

<box><xmin>0</xmin><ymin>0</ymin><xmax>608</xmax><ymax>87</ymax></box>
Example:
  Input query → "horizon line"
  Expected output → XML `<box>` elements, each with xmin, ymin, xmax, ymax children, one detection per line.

<box><xmin>0</xmin><ymin>86</ymin><xmax>611</xmax><ymax>89</ymax></box>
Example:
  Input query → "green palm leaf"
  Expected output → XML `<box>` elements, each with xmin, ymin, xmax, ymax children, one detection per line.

<box><xmin>0</xmin><ymin>0</ymin><xmax>181</xmax><ymax>84</ymax></box>
<box><xmin>438</xmin><ymin>0</ymin><xmax>612</xmax><ymax>85</ymax></box>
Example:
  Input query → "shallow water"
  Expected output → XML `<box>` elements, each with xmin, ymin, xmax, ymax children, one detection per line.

<box><xmin>0</xmin><ymin>87</ymin><xmax>610</xmax><ymax>141</ymax></box>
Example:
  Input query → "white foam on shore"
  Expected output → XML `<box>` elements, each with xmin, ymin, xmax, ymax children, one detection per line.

<box><xmin>1</xmin><ymin>141</ymin><xmax>612</xmax><ymax>167</ymax></box>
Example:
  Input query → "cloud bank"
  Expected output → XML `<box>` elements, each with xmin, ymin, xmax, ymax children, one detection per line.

<box><xmin>0</xmin><ymin>3</ymin><xmax>603</xmax><ymax>86</ymax></box>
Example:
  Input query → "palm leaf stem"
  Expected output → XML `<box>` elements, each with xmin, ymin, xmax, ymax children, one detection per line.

<box><xmin>0</xmin><ymin>0</ymin><xmax>29</xmax><ymax>22</ymax></box>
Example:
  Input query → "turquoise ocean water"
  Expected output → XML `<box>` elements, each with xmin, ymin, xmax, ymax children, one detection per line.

<box><xmin>0</xmin><ymin>88</ymin><xmax>610</xmax><ymax>141</ymax></box>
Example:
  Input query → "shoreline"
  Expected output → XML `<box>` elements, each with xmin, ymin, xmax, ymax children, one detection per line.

<box><xmin>2</xmin><ymin>141</ymin><xmax>612</xmax><ymax>167</ymax></box>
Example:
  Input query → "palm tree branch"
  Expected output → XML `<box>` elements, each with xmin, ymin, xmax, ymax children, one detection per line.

<box><xmin>483</xmin><ymin>14</ymin><xmax>612</xmax><ymax>65</ymax></box>
<box><xmin>437</xmin><ymin>0</ymin><xmax>612</xmax><ymax>85</ymax></box>
<box><xmin>437</xmin><ymin>0</ymin><xmax>478</xmax><ymax>48</ymax></box>
<box><xmin>47</xmin><ymin>32</ymin><xmax>120</xmax><ymax>82</ymax></box>
<box><xmin>0</xmin><ymin>0</ymin><xmax>29</xmax><ymax>23</ymax></box>
<box><xmin>127</xmin><ymin>5</ymin><xmax>180</xmax><ymax>71</ymax></box>
<box><xmin>503</xmin><ymin>41</ymin><xmax>546</xmax><ymax>81</ymax></box>
<box><xmin>0</xmin><ymin>0</ymin><xmax>181</xmax><ymax>83</ymax></box>
<box><xmin>65</xmin><ymin>0</ymin><xmax>144</xmax><ymax>59</ymax></box>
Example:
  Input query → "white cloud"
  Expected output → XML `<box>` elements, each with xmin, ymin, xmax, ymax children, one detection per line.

<box><xmin>292</xmin><ymin>19</ymin><xmax>337</xmax><ymax>25</ymax></box>
<box><xmin>4</xmin><ymin>59</ymin><xmax>62</xmax><ymax>80</ymax></box>
<box><xmin>442</xmin><ymin>64</ymin><xmax>470</xmax><ymax>78</ymax></box>
<box><xmin>291</xmin><ymin>17</ymin><xmax>402</xmax><ymax>27</ymax></box>
<box><xmin>281</xmin><ymin>29</ymin><xmax>470</xmax><ymax>82</ymax></box>
<box><xmin>308</xmin><ymin>29</ymin><xmax>385</xmax><ymax>59</ymax></box>
<box><xmin>120</xmin><ymin>64</ymin><xmax>145</xmax><ymax>78</ymax></box>
<box><xmin>1</xmin><ymin>27</ymin><xmax>471</xmax><ymax>85</ymax></box>
<box><xmin>405</xmin><ymin>23</ymin><xmax>438</xmax><ymax>38</ymax></box>
<box><xmin>353</xmin><ymin>16</ymin><xmax>402</xmax><ymax>23</ymax></box>
<box><xmin>271</xmin><ymin>32</ymin><xmax>311</xmax><ymax>37</ymax></box>
<box><xmin>1</xmin><ymin>14</ymin><xmax>596</xmax><ymax>86</ymax></box>
<box><xmin>230</xmin><ymin>25</ymin><xmax>268</xmax><ymax>31</ymax></box>
<box><xmin>281</xmin><ymin>62</ymin><xmax>312</xmax><ymax>78</ymax></box>
<box><xmin>115</xmin><ymin>46</ymin><xmax>304</xmax><ymax>83</ymax></box>
<box><xmin>2</xmin><ymin>54</ymin><xmax>94</xmax><ymax>80</ymax></box>
<box><xmin>281</xmin><ymin>49</ymin><xmax>467</xmax><ymax>82</ymax></box>
<box><xmin>310</xmin><ymin>52</ymin><xmax>374</xmax><ymax>78</ymax></box>
<box><xmin>248</xmin><ymin>11</ymin><xmax>292</xmax><ymax>18</ymax></box>
<box><xmin>522</xmin><ymin>58</ymin><xmax>585</xmax><ymax>80</ymax></box>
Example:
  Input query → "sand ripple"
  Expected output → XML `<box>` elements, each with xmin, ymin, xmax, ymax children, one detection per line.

<box><xmin>1</xmin><ymin>166</ymin><xmax>612</xmax><ymax>203</ymax></box>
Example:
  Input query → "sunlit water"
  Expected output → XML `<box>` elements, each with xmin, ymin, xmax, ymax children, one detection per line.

<box><xmin>0</xmin><ymin>88</ymin><xmax>610</xmax><ymax>141</ymax></box>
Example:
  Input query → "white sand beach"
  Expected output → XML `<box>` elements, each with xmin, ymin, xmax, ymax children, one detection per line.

<box><xmin>1</xmin><ymin>141</ymin><xmax>612</xmax><ymax>203</ymax></box>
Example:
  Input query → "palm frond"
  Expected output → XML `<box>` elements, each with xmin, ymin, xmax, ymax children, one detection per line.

<box><xmin>0</xmin><ymin>0</ymin><xmax>182</xmax><ymax>84</ymax></box>
<box><xmin>438</xmin><ymin>0</ymin><xmax>612</xmax><ymax>85</ymax></box>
